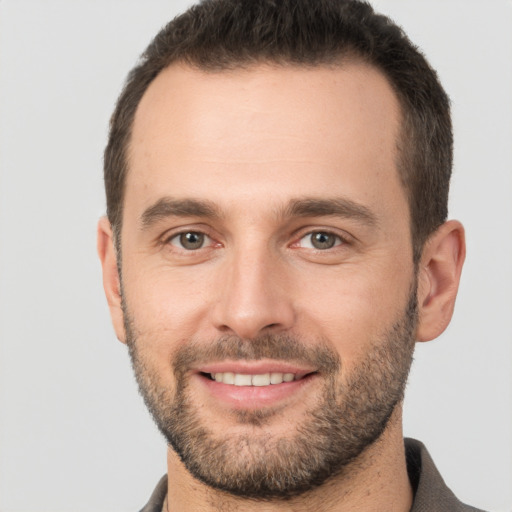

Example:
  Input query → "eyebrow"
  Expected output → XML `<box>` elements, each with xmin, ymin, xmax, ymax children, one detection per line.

<box><xmin>141</xmin><ymin>197</ymin><xmax>221</xmax><ymax>229</ymax></box>
<box><xmin>140</xmin><ymin>196</ymin><xmax>378</xmax><ymax>230</ymax></box>
<box><xmin>282</xmin><ymin>197</ymin><xmax>378</xmax><ymax>227</ymax></box>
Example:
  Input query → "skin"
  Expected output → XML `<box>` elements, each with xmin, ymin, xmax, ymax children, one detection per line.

<box><xmin>98</xmin><ymin>62</ymin><xmax>465</xmax><ymax>511</ymax></box>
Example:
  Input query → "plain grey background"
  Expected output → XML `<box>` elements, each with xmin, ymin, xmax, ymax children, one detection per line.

<box><xmin>0</xmin><ymin>1</ymin><xmax>510</xmax><ymax>511</ymax></box>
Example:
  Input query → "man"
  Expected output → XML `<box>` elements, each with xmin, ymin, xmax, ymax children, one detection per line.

<box><xmin>97</xmin><ymin>0</ymin><xmax>482</xmax><ymax>510</ymax></box>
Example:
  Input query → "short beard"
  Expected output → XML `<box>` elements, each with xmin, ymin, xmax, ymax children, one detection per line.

<box><xmin>124</xmin><ymin>286</ymin><xmax>417</xmax><ymax>500</ymax></box>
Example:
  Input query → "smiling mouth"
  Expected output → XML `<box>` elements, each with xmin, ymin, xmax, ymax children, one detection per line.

<box><xmin>196</xmin><ymin>366</ymin><xmax>318</xmax><ymax>409</ymax></box>
<box><xmin>203</xmin><ymin>371</ymin><xmax>312</xmax><ymax>386</ymax></box>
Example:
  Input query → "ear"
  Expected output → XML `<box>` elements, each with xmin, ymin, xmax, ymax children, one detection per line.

<box><xmin>97</xmin><ymin>217</ymin><xmax>126</xmax><ymax>344</ymax></box>
<box><xmin>416</xmin><ymin>220</ymin><xmax>466</xmax><ymax>342</ymax></box>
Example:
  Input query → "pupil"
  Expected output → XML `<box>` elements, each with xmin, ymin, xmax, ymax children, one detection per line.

<box><xmin>180</xmin><ymin>232</ymin><xmax>204</xmax><ymax>249</ymax></box>
<box><xmin>312</xmin><ymin>232</ymin><xmax>335</xmax><ymax>249</ymax></box>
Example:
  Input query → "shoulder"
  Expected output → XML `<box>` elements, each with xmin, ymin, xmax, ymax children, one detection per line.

<box><xmin>138</xmin><ymin>475</ymin><xmax>167</xmax><ymax>512</ymax></box>
<box><xmin>405</xmin><ymin>438</ymin><xmax>487</xmax><ymax>512</ymax></box>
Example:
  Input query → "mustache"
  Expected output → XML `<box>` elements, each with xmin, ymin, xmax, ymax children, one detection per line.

<box><xmin>172</xmin><ymin>334</ymin><xmax>341</xmax><ymax>376</ymax></box>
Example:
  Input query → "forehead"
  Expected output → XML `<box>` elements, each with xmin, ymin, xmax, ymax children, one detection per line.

<box><xmin>126</xmin><ymin>62</ymin><xmax>405</xmax><ymax>224</ymax></box>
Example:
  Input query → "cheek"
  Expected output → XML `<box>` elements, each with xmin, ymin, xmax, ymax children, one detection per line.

<box><xmin>122</xmin><ymin>263</ymin><xmax>214</xmax><ymax>343</ymax></box>
<box><xmin>294</xmin><ymin>263</ymin><xmax>414</xmax><ymax>362</ymax></box>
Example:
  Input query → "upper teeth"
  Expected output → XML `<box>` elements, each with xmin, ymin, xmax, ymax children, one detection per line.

<box><xmin>211</xmin><ymin>372</ymin><xmax>296</xmax><ymax>386</ymax></box>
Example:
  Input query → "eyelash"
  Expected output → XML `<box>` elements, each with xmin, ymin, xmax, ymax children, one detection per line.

<box><xmin>294</xmin><ymin>231</ymin><xmax>346</xmax><ymax>250</ymax></box>
<box><xmin>163</xmin><ymin>228</ymin><xmax>348</xmax><ymax>253</ymax></box>
<box><xmin>165</xmin><ymin>230</ymin><xmax>217</xmax><ymax>251</ymax></box>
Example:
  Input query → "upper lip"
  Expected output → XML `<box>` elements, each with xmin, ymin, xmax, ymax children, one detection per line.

<box><xmin>195</xmin><ymin>360</ymin><xmax>317</xmax><ymax>376</ymax></box>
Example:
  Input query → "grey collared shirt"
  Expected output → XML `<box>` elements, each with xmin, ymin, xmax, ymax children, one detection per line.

<box><xmin>139</xmin><ymin>438</ymin><xmax>486</xmax><ymax>512</ymax></box>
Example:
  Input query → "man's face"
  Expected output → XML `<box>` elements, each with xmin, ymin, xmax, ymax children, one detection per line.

<box><xmin>118</xmin><ymin>63</ymin><xmax>417</xmax><ymax>497</ymax></box>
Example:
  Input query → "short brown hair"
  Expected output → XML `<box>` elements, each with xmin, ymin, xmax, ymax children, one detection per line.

<box><xmin>104</xmin><ymin>0</ymin><xmax>452</xmax><ymax>262</ymax></box>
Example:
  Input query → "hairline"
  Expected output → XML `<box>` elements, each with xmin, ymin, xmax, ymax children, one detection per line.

<box><xmin>114</xmin><ymin>56</ymin><xmax>418</xmax><ymax>257</ymax></box>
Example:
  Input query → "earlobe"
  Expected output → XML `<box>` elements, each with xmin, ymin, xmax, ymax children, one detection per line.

<box><xmin>97</xmin><ymin>217</ymin><xmax>126</xmax><ymax>344</ymax></box>
<box><xmin>416</xmin><ymin>220</ymin><xmax>466</xmax><ymax>342</ymax></box>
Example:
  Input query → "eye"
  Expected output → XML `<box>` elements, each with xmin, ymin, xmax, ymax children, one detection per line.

<box><xmin>298</xmin><ymin>231</ymin><xmax>343</xmax><ymax>250</ymax></box>
<box><xmin>169</xmin><ymin>231</ymin><xmax>210</xmax><ymax>250</ymax></box>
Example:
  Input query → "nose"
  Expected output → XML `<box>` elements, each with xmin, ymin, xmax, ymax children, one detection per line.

<box><xmin>211</xmin><ymin>244</ymin><xmax>295</xmax><ymax>340</ymax></box>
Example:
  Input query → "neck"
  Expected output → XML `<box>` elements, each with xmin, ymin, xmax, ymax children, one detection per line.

<box><xmin>165</xmin><ymin>406</ymin><xmax>412</xmax><ymax>512</ymax></box>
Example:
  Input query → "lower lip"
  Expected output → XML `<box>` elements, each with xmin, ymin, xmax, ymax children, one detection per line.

<box><xmin>195</xmin><ymin>373</ymin><xmax>316</xmax><ymax>409</ymax></box>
